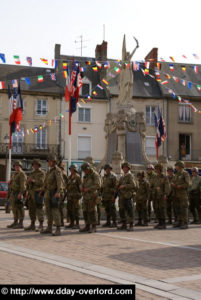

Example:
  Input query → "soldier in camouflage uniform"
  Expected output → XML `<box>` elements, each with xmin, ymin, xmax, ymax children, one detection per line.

<box><xmin>152</xmin><ymin>164</ymin><xmax>170</xmax><ymax>229</ymax></box>
<box><xmin>40</xmin><ymin>154</ymin><xmax>64</xmax><ymax>236</ymax></box>
<box><xmin>7</xmin><ymin>161</ymin><xmax>27</xmax><ymax>229</ymax></box>
<box><xmin>189</xmin><ymin>167</ymin><xmax>201</xmax><ymax>224</ymax></box>
<box><xmin>84</xmin><ymin>157</ymin><xmax>102</xmax><ymax>225</ymax></box>
<box><xmin>66</xmin><ymin>164</ymin><xmax>82</xmax><ymax>229</ymax></box>
<box><xmin>101</xmin><ymin>164</ymin><xmax>117</xmax><ymax>227</ymax></box>
<box><xmin>171</xmin><ymin>161</ymin><xmax>190</xmax><ymax>229</ymax></box>
<box><xmin>117</xmin><ymin>162</ymin><xmax>136</xmax><ymax>231</ymax></box>
<box><xmin>80</xmin><ymin>162</ymin><xmax>101</xmax><ymax>233</ymax></box>
<box><xmin>24</xmin><ymin>159</ymin><xmax>45</xmax><ymax>231</ymax></box>
<box><xmin>58</xmin><ymin>162</ymin><xmax>68</xmax><ymax>227</ymax></box>
<box><xmin>135</xmin><ymin>171</ymin><xmax>149</xmax><ymax>226</ymax></box>
<box><xmin>146</xmin><ymin>164</ymin><xmax>157</xmax><ymax>222</ymax></box>
<box><xmin>166</xmin><ymin>166</ymin><xmax>175</xmax><ymax>225</ymax></box>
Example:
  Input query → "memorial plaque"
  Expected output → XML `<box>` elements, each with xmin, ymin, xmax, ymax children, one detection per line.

<box><xmin>126</xmin><ymin>132</ymin><xmax>142</xmax><ymax>164</ymax></box>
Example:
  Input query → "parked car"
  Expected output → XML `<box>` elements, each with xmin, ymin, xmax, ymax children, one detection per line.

<box><xmin>0</xmin><ymin>182</ymin><xmax>8</xmax><ymax>206</ymax></box>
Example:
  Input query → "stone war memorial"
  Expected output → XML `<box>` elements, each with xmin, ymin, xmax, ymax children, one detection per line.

<box><xmin>102</xmin><ymin>35</ymin><xmax>150</xmax><ymax>175</ymax></box>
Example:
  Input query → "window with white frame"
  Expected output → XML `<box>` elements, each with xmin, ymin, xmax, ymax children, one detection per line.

<box><xmin>146</xmin><ymin>106</ymin><xmax>157</xmax><ymax>125</ymax></box>
<box><xmin>79</xmin><ymin>77</ymin><xmax>92</xmax><ymax>97</ymax></box>
<box><xmin>78</xmin><ymin>107</ymin><xmax>91</xmax><ymax>123</ymax></box>
<box><xmin>36</xmin><ymin>99</ymin><xmax>48</xmax><ymax>116</ymax></box>
<box><xmin>78</xmin><ymin>136</ymin><xmax>91</xmax><ymax>159</ymax></box>
<box><xmin>145</xmin><ymin>136</ymin><xmax>156</xmax><ymax>156</ymax></box>
<box><xmin>178</xmin><ymin>104</ymin><xmax>192</xmax><ymax>123</ymax></box>
<box><xmin>35</xmin><ymin>127</ymin><xmax>47</xmax><ymax>149</ymax></box>
<box><xmin>12</xmin><ymin>128</ymin><xmax>24</xmax><ymax>153</ymax></box>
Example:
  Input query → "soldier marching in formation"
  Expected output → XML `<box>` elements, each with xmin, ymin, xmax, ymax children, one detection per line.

<box><xmin>6</xmin><ymin>157</ymin><xmax>201</xmax><ymax>234</ymax></box>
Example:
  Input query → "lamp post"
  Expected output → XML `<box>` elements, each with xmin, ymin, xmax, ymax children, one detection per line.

<box><xmin>4</xmin><ymin>134</ymin><xmax>9</xmax><ymax>181</ymax></box>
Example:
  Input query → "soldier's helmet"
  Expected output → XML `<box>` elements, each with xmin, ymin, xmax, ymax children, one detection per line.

<box><xmin>47</xmin><ymin>154</ymin><xmax>57</xmax><ymax>162</ymax></box>
<box><xmin>121</xmin><ymin>162</ymin><xmax>131</xmax><ymax>169</ymax></box>
<box><xmin>13</xmin><ymin>160</ymin><xmax>22</xmax><ymax>168</ymax></box>
<box><xmin>69</xmin><ymin>164</ymin><xmax>78</xmax><ymax>172</ymax></box>
<box><xmin>59</xmin><ymin>162</ymin><xmax>65</xmax><ymax>170</ymax></box>
<box><xmin>155</xmin><ymin>163</ymin><xmax>163</xmax><ymax>171</ymax></box>
<box><xmin>104</xmin><ymin>164</ymin><xmax>112</xmax><ymax>170</ymax></box>
<box><xmin>192</xmin><ymin>167</ymin><xmax>199</xmax><ymax>173</ymax></box>
<box><xmin>84</xmin><ymin>156</ymin><xmax>94</xmax><ymax>165</ymax></box>
<box><xmin>175</xmin><ymin>160</ymin><xmax>184</xmax><ymax>168</ymax></box>
<box><xmin>147</xmin><ymin>164</ymin><xmax>154</xmax><ymax>170</ymax></box>
<box><xmin>32</xmin><ymin>159</ymin><xmax>41</xmax><ymax>167</ymax></box>
<box><xmin>167</xmin><ymin>166</ymin><xmax>174</xmax><ymax>171</ymax></box>
<box><xmin>81</xmin><ymin>162</ymin><xmax>91</xmax><ymax>171</ymax></box>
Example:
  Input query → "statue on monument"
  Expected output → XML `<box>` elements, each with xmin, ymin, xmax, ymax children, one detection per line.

<box><xmin>117</xmin><ymin>35</ymin><xmax>139</xmax><ymax>106</ymax></box>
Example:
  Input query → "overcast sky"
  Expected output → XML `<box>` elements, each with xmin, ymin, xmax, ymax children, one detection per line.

<box><xmin>1</xmin><ymin>0</ymin><xmax>201</xmax><ymax>67</ymax></box>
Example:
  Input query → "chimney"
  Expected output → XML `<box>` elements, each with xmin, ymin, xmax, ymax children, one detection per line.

<box><xmin>145</xmin><ymin>47</ymin><xmax>158</xmax><ymax>69</ymax></box>
<box><xmin>55</xmin><ymin>44</ymin><xmax>61</xmax><ymax>59</ymax></box>
<box><xmin>95</xmin><ymin>41</ymin><xmax>107</xmax><ymax>61</ymax></box>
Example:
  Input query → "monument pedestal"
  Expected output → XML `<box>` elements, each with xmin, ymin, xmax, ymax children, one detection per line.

<box><xmin>102</xmin><ymin>104</ymin><xmax>150</xmax><ymax>172</ymax></box>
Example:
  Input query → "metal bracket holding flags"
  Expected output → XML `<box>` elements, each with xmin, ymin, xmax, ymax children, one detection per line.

<box><xmin>154</xmin><ymin>107</ymin><xmax>167</xmax><ymax>161</ymax></box>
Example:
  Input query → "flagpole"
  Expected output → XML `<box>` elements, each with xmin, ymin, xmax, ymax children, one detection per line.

<box><xmin>68</xmin><ymin>97</ymin><xmax>72</xmax><ymax>173</ymax></box>
<box><xmin>7</xmin><ymin>126</ymin><xmax>12</xmax><ymax>181</ymax></box>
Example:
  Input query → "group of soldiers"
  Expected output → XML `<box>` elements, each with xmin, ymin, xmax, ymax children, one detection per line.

<box><xmin>6</xmin><ymin>155</ymin><xmax>201</xmax><ymax>236</ymax></box>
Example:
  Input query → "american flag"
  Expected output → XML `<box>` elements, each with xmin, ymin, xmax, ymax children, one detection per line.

<box><xmin>67</xmin><ymin>61</ymin><xmax>83</xmax><ymax>114</ymax></box>
<box><xmin>50</xmin><ymin>73</ymin><xmax>56</xmax><ymax>81</ymax></box>
<box><xmin>132</xmin><ymin>61</ymin><xmax>140</xmax><ymax>71</ymax></box>
<box><xmin>154</xmin><ymin>107</ymin><xmax>167</xmax><ymax>160</ymax></box>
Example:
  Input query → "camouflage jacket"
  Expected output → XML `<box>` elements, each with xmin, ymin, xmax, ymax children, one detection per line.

<box><xmin>42</xmin><ymin>166</ymin><xmax>64</xmax><ymax>193</ymax></box>
<box><xmin>135</xmin><ymin>179</ymin><xmax>150</xmax><ymax>202</ymax></box>
<box><xmin>82</xmin><ymin>169</ymin><xmax>101</xmax><ymax>200</ymax></box>
<box><xmin>117</xmin><ymin>172</ymin><xmax>136</xmax><ymax>199</ymax></box>
<box><xmin>153</xmin><ymin>173</ymin><xmax>170</xmax><ymax>199</ymax></box>
<box><xmin>172</xmin><ymin>170</ymin><xmax>190</xmax><ymax>197</ymax></box>
<box><xmin>27</xmin><ymin>169</ymin><xmax>45</xmax><ymax>192</ymax></box>
<box><xmin>101</xmin><ymin>172</ymin><xmax>117</xmax><ymax>201</ymax></box>
<box><xmin>10</xmin><ymin>170</ymin><xmax>27</xmax><ymax>194</ymax></box>
<box><xmin>67</xmin><ymin>173</ymin><xmax>82</xmax><ymax>199</ymax></box>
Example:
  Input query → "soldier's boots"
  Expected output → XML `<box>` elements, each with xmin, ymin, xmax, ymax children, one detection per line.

<box><xmin>155</xmin><ymin>220</ymin><xmax>166</xmax><ymax>229</ymax></box>
<box><xmin>135</xmin><ymin>219</ymin><xmax>142</xmax><ymax>226</ymax></box>
<box><xmin>79</xmin><ymin>224</ymin><xmax>90</xmax><ymax>233</ymax></box>
<box><xmin>13</xmin><ymin>221</ymin><xmax>23</xmax><ymax>229</ymax></box>
<box><xmin>40</xmin><ymin>226</ymin><xmax>52</xmax><ymax>234</ymax></box>
<box><xmin>88</xmin><ymin>224</ymin><xmax>96</xmax><ymax>233</ymax></box>
<box><xmin>127</xmin><ymin>223</ymin><xmax>134</xmax><ymax>231</ymax></box>
<box><xmin>111</xmin><ymin>221</ymin><xmax>117</xmax><ymax>228</ymax></box>
<box><xmin>180</xmin><ymin>222</ymin><xmax>188</xmax><ymax>229</ymax></box>
<box><xmin>52</xmin><ymin>227</ymin><xmax>61</xmax><ymax>236</ymax></box>
<box><xmin>173</xmin><ymin>221</ymin><xmax>180</xmax><ymax>228</ymax></box>
<box><xmin>102</xmin><ymin>220</ymin><xmax>111</xmax><ymax>227</ymax></box>
<box><xmin>24</xmin><ymin>221</ymin><xmax>35</xmax><ymax>231</ymax></box>
<box><xmin>35</xmin><ymin>221</ymin><xmax>43</xmax><ymax>232</ymax></box>
<box><xmin>7</xmin><ymin>221</ymin><xmax>18</xmax><ymax>228</ymax></box>
<box><xmin>72</xmin><ymin>220</ymin><xmax>79</xmax><ymax>229</ymax></box>
<box><xmin>65</xmin><ymin>222</ymin><xmax>74</xmax><ymax>229</ymax></box>
<box><xmin>117</xmin><ymin>222</ymin><xmax>127</xmax><ymax>230</ymax></box>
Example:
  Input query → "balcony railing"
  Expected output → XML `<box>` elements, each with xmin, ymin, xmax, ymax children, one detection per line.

<box><xmin>0</xmin><ymin>143</ymin><xmax>59</xmax><ymax>158</ymax></box>
<box><xmin>171</xmin><ymin>149</ymin><xmax>201</xmax><ymax>162</ymax></box>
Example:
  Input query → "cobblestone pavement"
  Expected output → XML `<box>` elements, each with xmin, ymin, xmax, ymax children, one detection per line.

<box><xmin>1</xmin><ymin>210</ymin><xmax>201</xmax><ymax>299</ymax></box>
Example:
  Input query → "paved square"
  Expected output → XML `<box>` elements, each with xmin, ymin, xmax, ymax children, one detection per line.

<box><xmin>1</xmin><ymin>210</ymin><xmax>201</xmax><ymax>299</ymax></box>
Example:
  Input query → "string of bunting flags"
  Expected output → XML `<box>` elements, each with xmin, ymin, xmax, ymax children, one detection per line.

<box><xmin>1</xmin><ymin>50</ymin><xmax>201</xmax><ymax>118</ymax></box>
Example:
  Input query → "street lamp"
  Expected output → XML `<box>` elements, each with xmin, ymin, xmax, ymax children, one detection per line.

<box><xmin>4</xmin><ymin>134</ymin><xmax>9</xmax><ymax>181</ymax></box>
